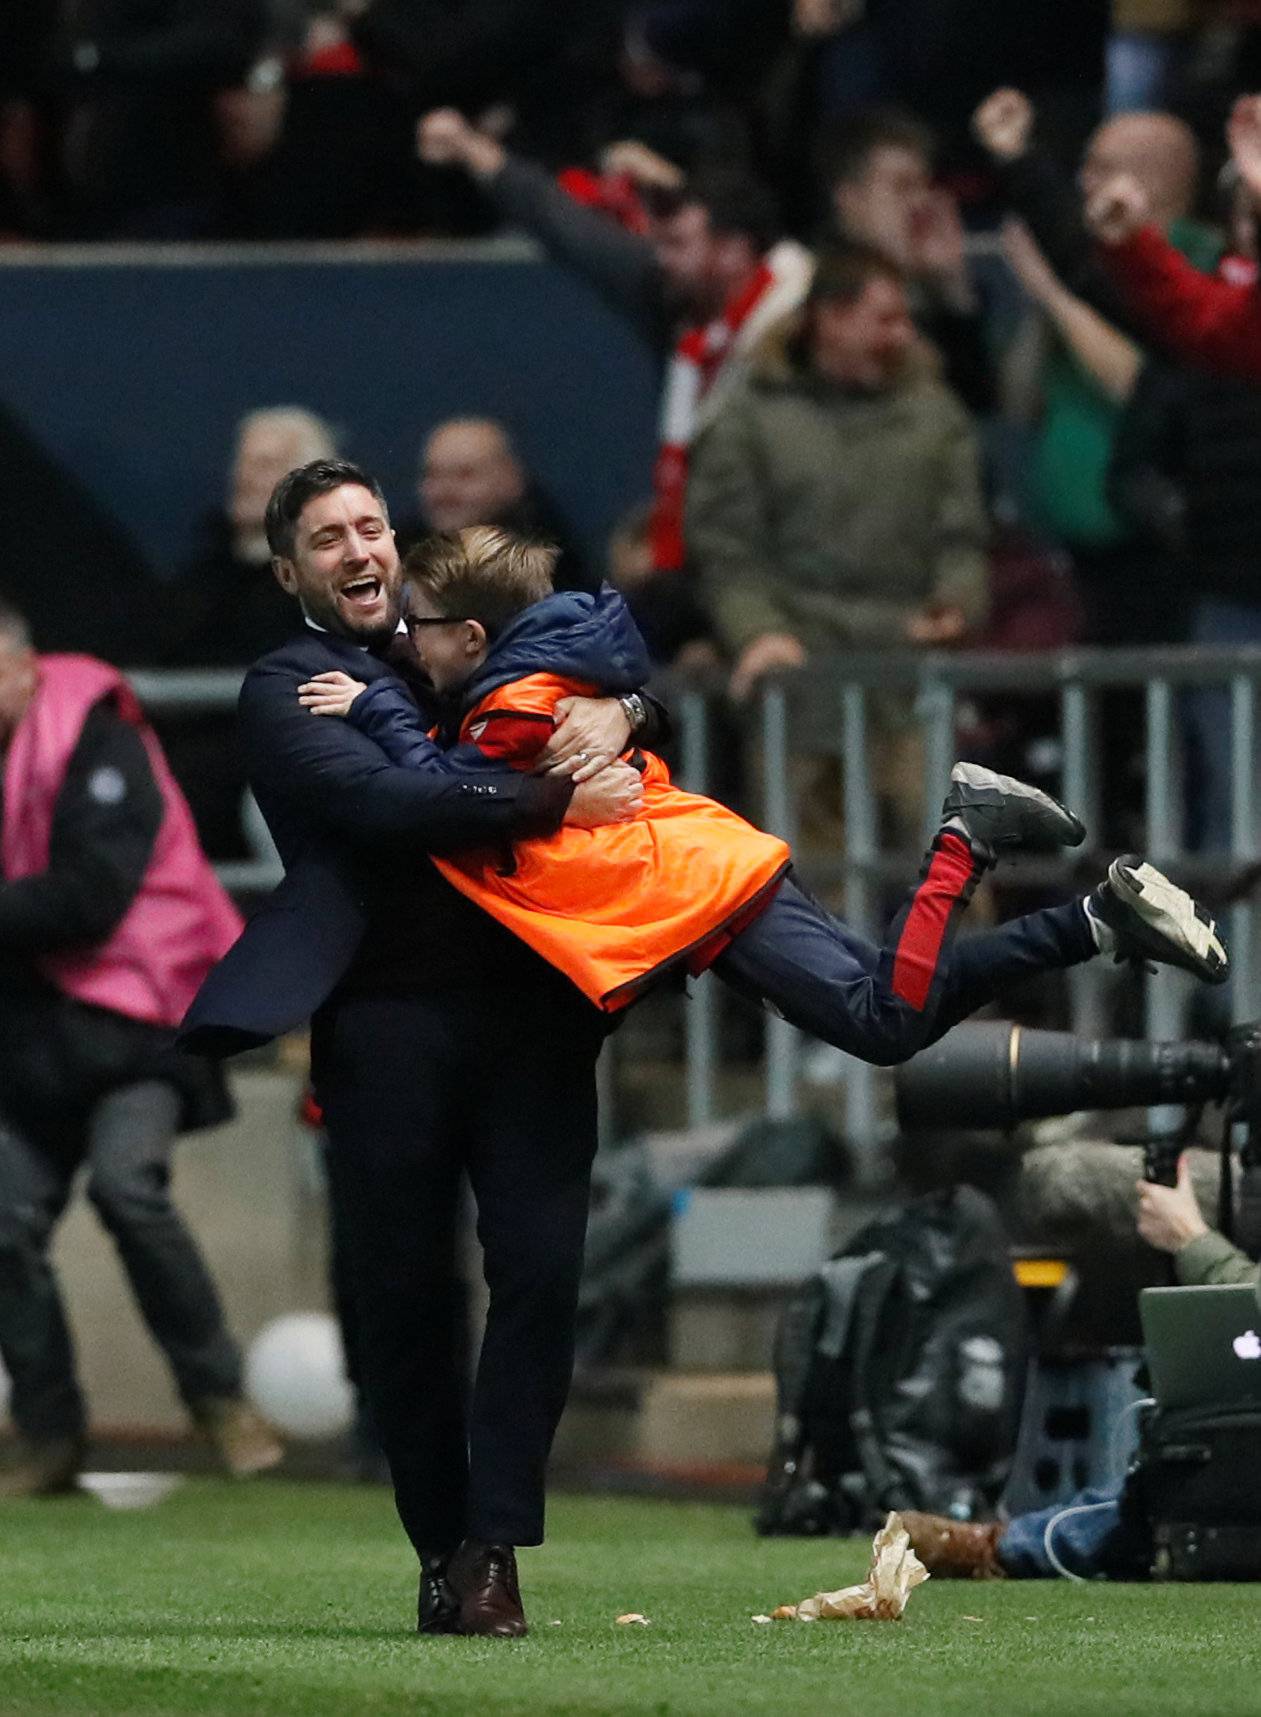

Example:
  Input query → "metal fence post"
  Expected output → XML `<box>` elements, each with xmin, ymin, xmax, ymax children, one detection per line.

<box><xmin>1061</xmin><ymin>673</ymin><xmax>1108</xmax><ymax>1038</ymax></box>
<box><xmin>917</xmin><ymin>673</ymin><xmax>956</xmax><ymax>844</ymax></box>
<box><xmin>840</xmin><ymin>682</ymin><xmax>880</xmax><ymax>1166</ymax></box>
<box><xmin>1231</xmin><ymin>673</ymin><xmax>1258</xmax><ymax>1023</ymax></box>
<box><xmin>679</xmin><ymin>690</ymin><xmax>717</xmax><ymax>1127</ymax></box>
<box><xmin>1145</xmin><ymin>677</ymin><xmax>1187</xmax><ymax>1122</ymax></box>
<box><xmin>760</xmin><ymin>683</ymin><xmax>798</xmax><ymax>1119</ymax></box>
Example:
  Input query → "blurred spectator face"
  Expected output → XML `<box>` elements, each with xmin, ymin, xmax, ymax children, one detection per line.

<box><xmin>214</xmin><ymin>84</ymin><xmax>287</xmax><ymax>170</ymax></box>
<box><xmin>608</xmin><ymin>507</ymin><xmax>655</xmax><ymax>592</ymax></box>
<box><xmin>230</xmin><ymin>409</ymin><xmax>337</xmax><ymax>560</ymax></box>
<box><xmin>1078</xmin><ymin>114</ymin><xmax>1198</xmax><ymax>230</ymax></box>
<box><xmin>648</xmin><ymin>200</ymin><xmax>760</xmax><ymax>316</ymax></box>
<box><xmin>831</xmin><ymin>145</ymin><xmax>933</xmax><ymax>274</ymax></box>
<box><xmin>420</xmin><ymin>419</ymin><xmax>527</xmax><ymax>532</ymax></box>
<box><xmin>0</xmin><ymin>625</ymin><xmax>37</xmax><ymax>745</ymax></box>
<box><xmin>1231</xmin><ymin>179</ymin><xmax>1258</xmax><ymax>263</ymax></box>
<box><xmin>809</xmin><ymin>276</ymin><xmax>916</xmax><ymax>390</ymax></box>
<box><xmin>649</xmin><ymin>200</ymin><xmax>718</xmax><ymax>304</ymax></box>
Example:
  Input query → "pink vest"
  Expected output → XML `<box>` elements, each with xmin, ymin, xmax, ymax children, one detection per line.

<box><xmin>1</xmin><ymin>655</ymin><xmax>243</xmax><ymax>1028</ymax></box>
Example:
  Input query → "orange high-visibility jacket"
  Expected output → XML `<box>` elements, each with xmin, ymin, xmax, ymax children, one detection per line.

<box><xmin>431</xmin><ymin>673</ymin><xmax>790</xmax><ymax>1011</ymax></box>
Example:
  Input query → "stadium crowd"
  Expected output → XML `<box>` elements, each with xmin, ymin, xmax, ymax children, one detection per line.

<box><xmin>8</xmin><ymin>1</ymin><xmax>1261</xmax><ymax>865</ymax></box>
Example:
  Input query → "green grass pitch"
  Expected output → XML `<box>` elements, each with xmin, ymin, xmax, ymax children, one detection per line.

<box><xmin>1</xmin><ymin>1480</ymin><xmax>1258</xmax><ymax>1716</ymax></box>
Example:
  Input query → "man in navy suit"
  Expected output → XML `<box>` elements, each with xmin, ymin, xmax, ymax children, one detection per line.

<box><xmin>183</xmin><ymin>459</ymin><xmax>651</xmax><ymax>1638</ymax></box>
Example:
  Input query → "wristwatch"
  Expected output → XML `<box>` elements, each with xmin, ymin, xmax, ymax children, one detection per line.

<box><xmin>617</xmin><ymin>691</ymin><xmax>648</xmax><ymax>734</ymax></box>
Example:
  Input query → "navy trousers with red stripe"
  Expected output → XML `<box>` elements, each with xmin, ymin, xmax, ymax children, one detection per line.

<box><xmin>712</xmin><ymin>832</ymin><xmax>1096</xmax><ymax>1067</ymax></box>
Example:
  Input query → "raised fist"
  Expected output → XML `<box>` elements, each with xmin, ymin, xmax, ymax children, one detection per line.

<box><xmin>417</xmin><ymin>107</ymin><xmax>476</xmax><ymax>166</ymax></box>
<box><xmin>1085</xmin><ymin>174</ymin><xmax>1151</xmax><ymax>246</ymax></box>
<box><xmin>417</xmin><ymin>107</ymin><xmax>505</xmax><ymax>179</ymax></box>
<box><xmin>598</xmin><ymin>139</ymin><xmax>684</xmax><ymax>190</ymax></box>
<box><xmin>972</xmin><ymin>88</ymin><xmax>1034</xmax><ymax>163</ymax></box>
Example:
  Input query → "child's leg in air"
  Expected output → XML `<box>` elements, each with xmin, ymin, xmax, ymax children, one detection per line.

<box><xmin>711</xmin><ymin>831</ymin><xmax>997</xmax><ymax>1067</ymax></box>
<box><xmin>710</xmin><ymin>764</ymin><xmax>1228</xmax><ymax>1067</ymax></box>
<box><xmin>922</xmin><ymin>899</ymin><xmax>1096</xmax><ymax>1042</ymax></box>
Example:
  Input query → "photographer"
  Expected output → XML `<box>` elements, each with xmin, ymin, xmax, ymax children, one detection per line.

<box><xmin>1136</xmin><ymin>1157</ymin><xmax>1257</xmax><ymax>1289</ymax></box>
<box><xmin>899</xmin><ymin>1154</ymin><xmax>1257</xmax><ymax>1580</ymax></box>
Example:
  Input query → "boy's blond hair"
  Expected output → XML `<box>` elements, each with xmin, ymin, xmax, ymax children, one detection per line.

<box><xmin>404</xmin><ymin>527</ymin><xmax>558</xmax><ymax>640</ymax></box>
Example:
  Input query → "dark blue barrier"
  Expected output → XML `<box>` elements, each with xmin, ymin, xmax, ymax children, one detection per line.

<box><xmin>0</xmin><ymin>246</ymin><xmax>660</xmax><ymax>580</ymax></box>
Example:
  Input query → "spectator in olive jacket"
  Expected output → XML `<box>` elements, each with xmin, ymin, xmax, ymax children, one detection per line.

<box><xmin>685</xmin><ymin>243</ymin><xmax>988</xmax><ymax>848</ymax></box>
<box><xmin>687</xmin><ymin>244</ymin><xmax>988</xmax><ymax>697</ymax></box>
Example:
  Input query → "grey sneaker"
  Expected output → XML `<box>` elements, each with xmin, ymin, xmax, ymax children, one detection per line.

<box><xmin>1091</xmin><ymin>856</ymin><xmax>1229</xmax><ymax>985</ymax></box>
<box><xmin>942</xmin><ymin>762</ymin><xmax>1086</xmax><ymax>853</ymax></box>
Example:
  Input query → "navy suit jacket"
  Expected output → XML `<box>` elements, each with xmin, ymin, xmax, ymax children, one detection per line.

<box><xmin>179</xmin><ymin>628</ymin><xmax>571</xmax><ymax>1056</ymax></box>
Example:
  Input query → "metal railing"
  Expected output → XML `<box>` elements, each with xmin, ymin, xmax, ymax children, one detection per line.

<box><xmin>132</xmin><ymin>649</ymin><xmax>1261</xmax><ymax>1156</ymax></box>
<box><xmin>126</xmin><ymin>668</ymin><xmax>283</xmax><ymax>894</ymax></box>
<box><xmin>667</xmin><ymin>646</ymin><xmax>1261</xmax><ymax>1166</ymax></box>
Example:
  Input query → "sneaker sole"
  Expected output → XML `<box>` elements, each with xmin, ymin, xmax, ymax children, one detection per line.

<box><xmin>1109</xmin><ymin>859</ymin><xmax>1229</xmax><ymax>983</ymax></box>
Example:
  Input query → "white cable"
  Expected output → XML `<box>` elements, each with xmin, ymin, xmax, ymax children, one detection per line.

<box><xmin>1042</xmin><ymin>1499</ymin><xmax>1120</xmax><ymax>1583</ymax></box>
<box><xmin>1109</xmin><ymin>1396</ymin><xmax>1155</xmax><ymax>1472</ymax></box>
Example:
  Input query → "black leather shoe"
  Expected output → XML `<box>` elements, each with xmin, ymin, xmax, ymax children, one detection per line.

<box><xmin>417</xmin><ymin>1555</ymin><xmax>461</xmax><ymax>1635</ymax></box>
<box><xmin>942</xmin><ymin>761</ymin><xmax>1086</xmax><ymax>853</ymax></box>
<box><xmin>446</xmin><ymin>1538</ymin><xmax>528</xmax><ymax>1638</ymax></box>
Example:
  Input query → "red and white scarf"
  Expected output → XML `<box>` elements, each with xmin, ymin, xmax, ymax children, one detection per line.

<box><xmin>650</xmin><ymin>239</ymin><xmax>813</xmax><ymax>571</ymax></box>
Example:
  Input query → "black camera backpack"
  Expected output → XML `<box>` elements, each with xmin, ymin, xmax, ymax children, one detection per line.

<box><xmin>1125</xmin><ymin>1402</ymin><xmax>1261</xmax><ymax>1579</ymax></box>
<box><xmin>756</xmin><ymin>1186</ymin><xmax>1028</xmax><ymax>1535</ymax></box>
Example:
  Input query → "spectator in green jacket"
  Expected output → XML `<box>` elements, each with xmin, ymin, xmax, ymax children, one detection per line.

<box><xmin>685</xmin><ymin>242</ymin><xmax>988</xmax><ymax>849</ymax></box>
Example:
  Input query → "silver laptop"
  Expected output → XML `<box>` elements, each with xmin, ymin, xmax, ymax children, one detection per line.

<box><xmin>1139</xmin><ymin>1284</ymin><xmax>1261</xmax><ymax>1413</ymax></box>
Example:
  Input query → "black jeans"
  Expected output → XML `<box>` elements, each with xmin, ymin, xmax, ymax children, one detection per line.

<box><xmin>315</xmin><ymin>985</ymin><xmax>604</xmax><ymax>1553</ymax></box>
<box><xmin>0</xmin><ymin>1079</ymin><xmax>242</xmax><ymax>1442</ymax></box>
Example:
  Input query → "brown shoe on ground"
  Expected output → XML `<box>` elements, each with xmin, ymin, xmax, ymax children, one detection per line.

<box><xmin>191</xmin><ymin>1397</ymin><xmax>284</xmax><ymax>1478</ymax></box>
<box><xmin>446</xmin><ymin>1538</ymin><xmax>528</xmax><ymax>1638</ymax></box>
<box><xmin>0</xmin><ymin>1435</ymin><xmax>86</xmax><ymax>1499</ymax></box>
<box><xmin>899</xmin><ymin>1510</ymin><xmax>1006</xmax><ymax>1579</ymax></box>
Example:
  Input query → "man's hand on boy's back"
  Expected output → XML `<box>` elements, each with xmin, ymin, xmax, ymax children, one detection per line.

<box><xmin>539</xmin><ymin>696</ymin><xmax>634</xmax><ymax>782</ymax></box>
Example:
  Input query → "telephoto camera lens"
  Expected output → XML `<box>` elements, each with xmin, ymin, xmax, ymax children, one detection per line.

<box><xmin>895</xmin><ymin>1022</ymin><xmax>1231</xmax><ymax>1132</ymax></box>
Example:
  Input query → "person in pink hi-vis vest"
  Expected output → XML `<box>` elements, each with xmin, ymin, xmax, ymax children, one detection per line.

<box><xmin>0</xmin><ymin>602</ymin><xmax>281</xmax><ymax>1497</ymax></box>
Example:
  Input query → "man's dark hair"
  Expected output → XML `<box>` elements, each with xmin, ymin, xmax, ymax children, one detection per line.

<box><xmin>681</xmin><ymin>168</ymin><xmax>781</xmax><ymax>255</ymax></box>
<box><xmin>807</xmin><ymin>242</ymin><xmax>904</xmax><ymax>306</ymax></box>
<box><xmin>817</xmin><ymin>105</ymin><xmax>936</xmax><ymax>189</ymax></box>
<box><xmin>264</xmin><ymin>458</ymin><xmax>388</xmax><ymax>559</ymax></box>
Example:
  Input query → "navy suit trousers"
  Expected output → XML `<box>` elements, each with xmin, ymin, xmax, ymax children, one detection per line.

<box><xmin>314</xmin><ymin>984</ymin><xmax>604</xmax><ymax>1552</ymax></box>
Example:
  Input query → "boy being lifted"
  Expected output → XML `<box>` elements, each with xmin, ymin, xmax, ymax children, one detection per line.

<box><xmin>298</xmin><ymin>527</ymin><xmax>1226</xmax><ymax>1062</ymax></box>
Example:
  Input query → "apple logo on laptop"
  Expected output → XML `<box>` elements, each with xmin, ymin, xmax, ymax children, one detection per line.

<box><xmin>1233</xmin><ymin>1329</ymin><xmax>1261</xmax><ymax>1361</ymax></box>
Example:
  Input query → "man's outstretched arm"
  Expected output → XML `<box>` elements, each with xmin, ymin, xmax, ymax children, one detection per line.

<box><xmin>1103</xmin><ymin>226</ymin><xmax>1261</xmax><ymax>380</ymax></box>
<box><xmin>418</xmin><ymin>109</ymin><xmax>672</xmax><ymax>348</ymax></box>
<box><xmin>1084</xmin><ymin>167</ymin><xmax>1261</xmax><ymax>380</ymax></box>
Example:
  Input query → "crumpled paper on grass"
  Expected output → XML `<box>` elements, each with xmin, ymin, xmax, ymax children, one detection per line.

<box><xmin>770</xmin><ymin>1512</ymin><xmax>929</xmax><ymax>1622</ymax></box>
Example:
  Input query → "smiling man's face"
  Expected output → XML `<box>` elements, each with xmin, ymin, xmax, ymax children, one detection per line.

<box><xmin>273</xmin><ymin>483</ymin><xmax>402</xmax><ymax>646</ymax></box>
